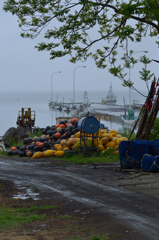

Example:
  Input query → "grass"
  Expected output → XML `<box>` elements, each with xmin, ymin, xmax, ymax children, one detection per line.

<box><xmin>68</xmin><ymin>235</ymin><xmax>110</xmax><ymax>240</ymax></box>
<box><xmin>6</xmin><ymin>137</ymin><xmax>23</xmax><ymax>148</ymax></box>
<box><xmin>63</xmin><ymin>149</ymin><xmax>120</xmax><ymax>164</ymax></box>
<box><xmin>28</xmin><ymin>128</ymin><xmax>42</xmax><ymax>138</ymax></box>
<box><xmin>42</xmin><ymin>205</ymin><xmax>56</xmax><ymax>210</ymax></box>
<box><xmin>59</xmin><ymin>214</ymin><xmax>71</xmax><ymax>219</ymax></box>
<box><xmin>91</xmin><ymin>236</ymin><xmax>110</xmax><ymax>240</ymax></box>
<box><xmin>0</xmin><ymin>205</ymin><xmax>56</xmax><ymax>229</ymax></box>
<box><xmin>1</xmin><ymin>128</ymin><xmax>42</xmax><ymax>151</ymax></box>
<box><xmin>17</xmin><ymin>205</ymin><xmax>56</xmax><ymax>213</ymax></box>
<box><xmin>117</xmin><ymin>128</ymin><xmax>136</xmax><ymax>140</ymax></box>
<box><xmin>1</xmin><ymin>145</ymin><xmax>120</xmax><ymax>164</ymax></box>
<box><xmin>0</xmin><ymin>150</ymin><xmax>9</xmax><ymax>157</ymax></box>
<box><xmin>0</xmin><ymin>208</ymin><xmax>44</xmax><ymax>229</ymax></box>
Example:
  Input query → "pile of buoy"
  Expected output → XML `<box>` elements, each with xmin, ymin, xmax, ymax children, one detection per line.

<box><xmin>6</xmin><ymin>117</ymin><xmax>127</xmax><ymax>158</ymax></box>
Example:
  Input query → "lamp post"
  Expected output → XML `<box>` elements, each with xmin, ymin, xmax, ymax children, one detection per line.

<box><xmin>73</xmin><ymin>66</ymin><xmax>86</xmax><ymax>103</ymax></box>
<box><xmin>128</xmin><ymin>51</ymin><xmax>148</xmax><ymax>108</ymax></box>
<box><xmin>51</xmin><ymin>71</ymin><xmax>61</xmax><ymax>103</ymax></box>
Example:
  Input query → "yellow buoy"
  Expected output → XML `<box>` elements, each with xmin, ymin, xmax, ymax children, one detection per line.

<box><xmin>98</xmin><ymin>144</ymin><xmax>105</xmax><ymax>151</ymax></box>
<box><xmin>109</xmin><ymin>129</ymin><xmax>117</xmax><ymax>135</ymax></box>
<box><xmin>105</xmin><ymin>133</ymin><xmax>113</xmax><ymax>140</ymax></box>
<box><xmin>106</xmin><ymin>142</ymin><xmax>116</xmax><ymax>148</ymax></box>
<box><xmin>55</xmin><ymin>150</ymin><xmax>65</xmax><ymax>157</ymax></box>
<box><xmin>44</xmin><ymin>150</ymin><xmax>56</xmax><ymax>157</ymax></box>
<box><xmin>32</xmin><ymin>151</ymin><xmax>43</xmax><ymax>159</ymax></box>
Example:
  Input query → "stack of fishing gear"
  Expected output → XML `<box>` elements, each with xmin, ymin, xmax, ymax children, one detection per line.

<box><xmin>129</xmin><ymin>76</ymin><xmax>159</xmax><ymax>140</ymax></box>
<box><xmin>119</xmin><ymin>76</ymin><xmax>159</xmax><ymax>170</ymax></box>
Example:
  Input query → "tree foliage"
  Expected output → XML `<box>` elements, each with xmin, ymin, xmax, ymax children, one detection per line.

<box><xmin>149</xmin><ymin>118</ymin><xmax>159</xmax><ymax>140</ymax></box>
<box><xmin>3</xmin><ymin>0</ymin><xmax>158</xmax><ymax>88</ymax></box>
<box><xmin>139</xmin><ymin>55</ymin><xmax>154</xmax><ymax>91</ymax></box>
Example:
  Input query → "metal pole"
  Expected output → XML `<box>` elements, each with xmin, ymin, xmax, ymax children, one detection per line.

<box><xmin>73</xmin><ymin>66</ymin><xmax>86</xmax><ymax>103</ymax></box>
<box><xmin>128</xmin><ymin>50</ymin><xmax>148</xmax><ymax>109</ymax></box>
<box><xmin>73</xmin><ymin>68</ymin><xmax>75</xmax><ymax>103</ymax></box>
<box><xmin>129</xmin><ymin>68</ymin><xmax>131</xmax><ymax>109</ymax></box>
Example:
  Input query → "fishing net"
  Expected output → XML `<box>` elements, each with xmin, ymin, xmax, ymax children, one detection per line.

<box><xmin>119</xmin><ymin>140</ymin><xmax>151</xmax><ymax>169</ymax></box>
<box><xmin>129</xmin><ymin>76</ymin><xmax>159</xmax><ymax>140</ymax></box>
<box><xmin>141</xmin><ymin>154</ymin><xmax>159</xmax><ymax>172</ymax></box>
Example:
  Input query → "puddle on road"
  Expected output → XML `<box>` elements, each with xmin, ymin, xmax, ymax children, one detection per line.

<box><xmin>13</xmin><ymin>189</ymin><xmax>39</xmax><ymax>200</ymax></box>
<box><xmin>13</xmin><ymin>181</ymin><xmax>40</xmax><ymax>200</ymax></box>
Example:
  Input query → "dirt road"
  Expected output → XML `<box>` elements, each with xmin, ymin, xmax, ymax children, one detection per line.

<box><xmin>0</xmin><ymin>157</ymin><xmax>159</xmax><ymax>240</ymax></box>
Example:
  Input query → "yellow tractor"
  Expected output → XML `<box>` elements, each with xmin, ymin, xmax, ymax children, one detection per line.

<box><xmin>16</xmin><ymin>108</ymin><xmax>35</xmax><ymax>129</ymax></box>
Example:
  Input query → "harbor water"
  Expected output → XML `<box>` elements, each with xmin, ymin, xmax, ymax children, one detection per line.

<box><xmin>0</xmin><ymin>90</ymin><xmax>146</xmax><ymax>136</ymax></box>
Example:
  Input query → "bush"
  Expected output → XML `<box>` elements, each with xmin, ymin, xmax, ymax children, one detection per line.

<box><xmin>149</xmin><ymin>118</ymin><xmax>159</xmax><ymax>140</ymax></box>
<box><xmin>117</xmin><ymin>128</ymin><xmax>136</xmax><ymax>140</ymax></box>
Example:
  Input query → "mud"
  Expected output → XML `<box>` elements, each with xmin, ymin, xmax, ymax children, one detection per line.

<box><xmin>0</xmin><ymin>157</ymin><xmax>159</xmax><ymax>239</ymax></box>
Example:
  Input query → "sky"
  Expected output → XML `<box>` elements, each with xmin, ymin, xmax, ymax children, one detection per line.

<box><xmin>1</xmin><ymin>1</ymin><xmax>159</xmax><ymax>94</ymax></box>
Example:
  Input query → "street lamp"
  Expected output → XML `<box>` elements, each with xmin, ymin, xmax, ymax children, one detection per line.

<box><xmin>128</xmin><ymin>51</ymin><xmax>148</xmax><ymax>108</ymax></box>
<box><xmin>73</xmin><ymin>66</ymin><xmax>86</xmax><ymax>103</ymax></box>
<box><xmin>51</xmin><ymin>71</ymin><xmax>61</xmax><ymax>103</ymax></box>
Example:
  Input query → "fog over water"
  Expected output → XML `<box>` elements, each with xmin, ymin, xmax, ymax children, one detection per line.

<box><xmin>0</xmin><ymin>89</ymin><xmax>146</xmax><ymax>136</ymax></box>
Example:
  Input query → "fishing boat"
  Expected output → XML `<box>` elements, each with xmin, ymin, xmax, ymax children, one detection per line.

<box><xmin>132</xmin><ymin>100</ymin><xmax>143</xmax><ymax>109</ymax></box>
<box><xmin>48</xmin><ymin>101</ymin><xmax>56</xmax><ymax>109</ymax></box>
<box><xmin>63</xmin><ymin>105</ymin><xmax>71</xmax><ymax>113</ymax></box>
<box><xmin>101</xmin><ymin>83</ymin><xmax>117</xmax><ymax>105</ymax></box>
<box><xmin>48</xmin><ymin>93</ymin><xmax>59</xmax><ymax>109</ymax></box>
<box><xmin>56</xmin><ymin>104</ymin><xmax>62</xmax><ymax>111</ymax></box>
<box><xmin>70</xmin><ymin>91</ymin><xmax>92</xmax><ymax>117</ymax></box>
<box><xmin>121</xmin><ymin>97</ymin><xmax>138</xmax><ymax>125</ymax></box>
<box><xmin>121</xmin><ymin>114</ymin><xmax>138</xmax><ymax>125</ymax></box>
